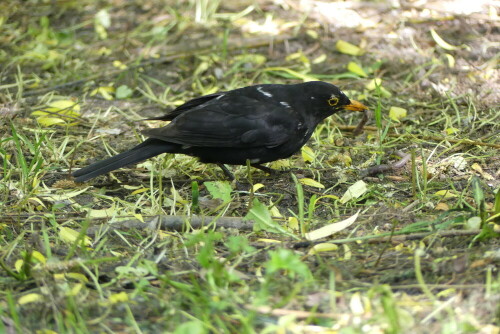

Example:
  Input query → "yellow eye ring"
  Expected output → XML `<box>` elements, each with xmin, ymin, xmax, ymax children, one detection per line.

<box><xmin>328</xmin><ymin>97</ymin><xmax>339</xmax><ymax>106</ymax></box>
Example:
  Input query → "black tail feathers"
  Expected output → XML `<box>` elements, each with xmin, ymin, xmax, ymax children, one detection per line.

<box><xmin>72</xmin><ymin>139</ymin><xmax>176</xmax><ymax>182</ymax></box>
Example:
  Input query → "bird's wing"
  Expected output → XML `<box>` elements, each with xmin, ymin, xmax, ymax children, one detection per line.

<box><xmin>145</xmin><ymin>92</ymin><xmax>226</xmax><ymax>121</ymax></box>
<box><xmin>142</xmin><ymin>96</ymin><xmax>302</xmax><ymax>148</ymax></box>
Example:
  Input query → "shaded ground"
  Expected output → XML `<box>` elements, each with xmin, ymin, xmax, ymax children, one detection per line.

<box><xmin>0</xmin><ymin>0</ymin><xmax>499</xmax><ymax>332</ymax></box>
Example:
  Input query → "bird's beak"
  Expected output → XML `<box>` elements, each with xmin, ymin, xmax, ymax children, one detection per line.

<box><xmin>343</xmin><ymin>100</ymin><xmax>368</xmax><ymax>112</ymax></box>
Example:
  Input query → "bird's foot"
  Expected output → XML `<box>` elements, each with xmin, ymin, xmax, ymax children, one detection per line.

<box><xmin>251</xmin><ymin>164</ymin><xmax>295</xmax><ymax>177</ymax></box>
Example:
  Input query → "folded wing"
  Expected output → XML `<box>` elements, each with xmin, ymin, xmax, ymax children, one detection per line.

<box><xmin>142</xmin><ymin>96</ymin><xmax>302</xmax><ymax>148</ymax></box>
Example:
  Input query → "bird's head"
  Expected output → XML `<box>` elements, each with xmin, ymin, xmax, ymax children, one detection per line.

<box><xmin>301</xmin><ymin>81</ymin><xmax>368</xmax><ymax>115</ymax></box>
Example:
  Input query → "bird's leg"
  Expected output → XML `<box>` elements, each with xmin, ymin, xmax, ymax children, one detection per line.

<box><xmin>251</xmin><ymin>164</ymin><xmax>278</xmax><ymax>175</ymax></box>
<box><xmin>217</xmin><ymin>163</ymin><xmax>248</xmax><ymax>190</ymax></box>
<box><xmin>217</xmin><ymin>163</ymin><xmax>235</xmax><ymax>180</ymax></box>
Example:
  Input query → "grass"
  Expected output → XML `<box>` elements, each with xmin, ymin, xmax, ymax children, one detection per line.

<box><xmin>0</xmin><ymin>0</ymin><xmax>499</xmax><ymax>333</ymax></box>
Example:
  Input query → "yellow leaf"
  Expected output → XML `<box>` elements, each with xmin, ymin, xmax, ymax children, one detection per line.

<box><xmin>305</xmin><ymin>211</ymin><xmax>359</xmax><ymax>240</ymax></box>
<box><xmin>54</xmin><ymin>273</ymin><xmax>65</xmax><ymax>280</ymax></box>
<box><xmin>340</xmin><ymin>181</ymin><xmax>367</xmax><ymax>204</ymax></box>
<box><xmin>28</xmin><ymin>197</ymin><xmax>47</xmax><ymax>208</ymax></box>
<box><xmin>472</xmin><ymin>163</ymin><xmax>494</xmax><ymax>180</ymax></box>
<box><xmin>32</xmin><ymin>99</ymin><xmax>81</xmax><ymax>126</ymax></box>
<box><xmin>31</xmin><ymin>110</ymin><xmax>51</xmax><ymax>116</ymax></box>
<box><xmin>48</xmin><ymin>100</ymin><xmax>80</xmax><ymax>111</ymax></box>
<box><xmin>36</xmin><ymin>117</ymin><xmax>66</xmax><ymax>126</ymax></box>
<box><xmin>123</xmin><ymin>185</ymin><xmax>141</xmax><ymax>190</ymax></box>
<box><xmin>91</xmin><ymin>86</ymin><xmax>115</xmax><ymax>100</ymax></box>
<box><xmin>335</xmin><ymin>40</ymin><xmax>364</xmax><ymax>56</ymax></box>
<box><xmin>308</xmin><ymin>243</ymin><xmax>339</xmax><ymax>255</ymax></box>
<box><xmin>347</xmin><ymin>62</ymin><xmax>367</xmax><ymax>77</ymax></box>
<box><xmin>312</xmin><ymin>54</ymin><xmax>327</xmax><ymax>64</ymax></box>
<box><xmin>97</xmin><ymin>47</ymin><xmax>112</xmax><ymax>56</ymax></box>
<box><xmin>301</xmin><ymin>146</ymin><xmax>315</xmax><ymax>163</ymax></box>
<box><xmin>65</xmin><ymin>272</ymin><xmax>89</xmax><ymax>283</ymax></box>
<box><xmin>32</xmin><ymin>108</ymin><xmax>79</xmax><ymax>118</ymax></box>
<box><xmin>395</xmin><ymin>243</ymin><xmax>405</xmax><ymax>252</ymax></box>
<box><xmin>44</xmin><ymin>187</ymin><xmax>91</xmax><ymax>202</ymax></box>
<box><xmin>299</xmin><ymin>178</ymin><xmax>325</xmax><ymax>189</ymax></box>
<box><xmin>133</xmin><ymin>213</ymin><xmax>144</xmax><ymax>223</ymax></box>
<box><xmin>15</xmin><ymin>259</ymin><xmax>24</xmax><ymax>272</ymax></box>
<box><xmin>68</xmin><ymin>283</ymin><xmax>83</xmax><ymax>296</ymax></box>
<box><xmin>269</xmin><ymin>204</ymin><xmax>282</xmax><ymax>217</ymax></box>
<box><xmin>31</xmin><ymin>250</ymin><xmax>46</xmax><ymax>264</ymax></box>
<box><xmin>288</xmin><ymin>216</ymin><xmax>299</xmax><ymax>230</ymax></box>
<box><xmin>233</xmin><ymin>54</ymin><xmax>267</xmax><ymax>65</ymax></box>
<box><xmin>113</xmin><ymin>60</ymin><xmax>127</xmax><ymax>70</ymax></box>
<box><xmin>436</xmin><ymin>288</ymin><xmax>456</xmax><ymax>298</ymax></box>
<box><xmin>435</xmin><ymin>202</ymin><xmax>449</xmax><ymax>211</ymax></box>
<box><xmin>131</xmin><ymin>187</ymin><xmax>149</xmax><ymax>195</ymax></box>
<box><xmin>349</xmin><ymin>292</ymin><xmax>364</xmax><ymax>314</ymax></box>
<box><xmin>286</xmin><ymin>52</ymin><xmax>309</xmax><ymax>63</ymax></box>
<box><xmin>316</xmin><ymin>194</ymin><xmax>340</xmax><ymax>202</ymax></box>
<box><xmin>27</xmin><ymin>80</ymin><xmax>40</xmax><ymax>89</ymax></box>
<box><xmin>264</xmin><ymin>67</ymin><xmax>318</xmax><ymax>82</ymax></box>
<box><xmin>59</xmin><ymin>227</ymin><xmax>92</xmax><ymax>246</ymax></box>
<box><xmin>269</xmin><ymin>159</ymin><xmax>291</xmax><ymax>170</ymax></box>
<box><xmin>343</xmin><ymin>244</ymin><xmax>352</xmax><ymax>260</ymax></box>
<box><xmin>430</xmin><ymin>28</ymin><xmax>459</xmax><ymax>51</ymax></box>
<box><xmin>255</xmin><ymin>238</ymin><xmax>282</xmax><ymax>244</ymax></box>
<box><xmin>109</xmin><ymin>292</ymin><xmax>128</xmax><ymax>304</ymax></box>
<box><xmin>306</xmin><ymin>29</ymin><xmax>318</xmax><ymax>39</ymax></box>
<box><xmin>110</xmin><ymin>250</ymin><xmax>124</xmax><ymax>257</ymax></box>
<box><xmin>18</xmin><ymin>293</ymin><xmax>43</xmax><ymax>305</ymax></box>
<box><xmin>388</xmin><ymin>106</ymin><xmax>407</xmax><ymax>122</ymax></box>
<box><xmin>85</xmin><ymin>207</ymin><xmax>117</xmax><ymax>218</ymax></box>
<box><xmin>365</xmin><ymin>78</ymin><xmax>382</xmax><ymax>90</ymax></box>
<box><xmin>365</xmin><ymin>78</ymin><xmax>392</xmax><ymax>97</ymax></box>
<box><xmin>444</xmin><ymin>53</ymin><xmax>455</xmax><ymax>68</ymax></box>
<box><xmin>95</xmin><ymin>20</ymin><xmax>108</xmax><ymax>39</ymax></box>
<box><xmin>252</xmin><ymin>183</ymin><xmax>265</xmax><ymax>192</ymax></box>
<box><xmin>379</xmin><ymin>87</ymin><xmax>392</xmax><ymax>97</ymax></box>
<box><xmin>434</xmin><ymin>190</ymin><xmax>458</xmax><ymax>198</ymax></box>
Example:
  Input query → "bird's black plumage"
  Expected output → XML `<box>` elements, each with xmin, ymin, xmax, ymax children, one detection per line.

<box><xmin>72</xmin><ymin>81</ymin><xmax>367</xmax><ymax>182</ymax></box>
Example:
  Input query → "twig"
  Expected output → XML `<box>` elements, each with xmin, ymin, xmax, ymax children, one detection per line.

<box><xmin>85</xmin><ymin>215</ymin><xmax>254</xmax><ymax>235</ymax></box>
<box><xmin>292</xmin><ymin>229</ymin><xmax>481</xmax><ymax>248</ymax></box>
<box><xmin>369</xmin><ymin>229</ymin><xmax>481</xmax><ymax>243</ymax></box>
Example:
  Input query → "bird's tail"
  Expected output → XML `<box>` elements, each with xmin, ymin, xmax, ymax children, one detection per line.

<box><xmin>72</xmin><ymin>138</ymin><xmax>176</xmax><ymax>182</ymax></box>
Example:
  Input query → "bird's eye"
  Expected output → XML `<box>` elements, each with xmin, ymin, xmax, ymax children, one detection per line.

<box><xmin>328</xmin><ymin>97</ymin><xmax>339</xmax><ymax>106</ymax></box>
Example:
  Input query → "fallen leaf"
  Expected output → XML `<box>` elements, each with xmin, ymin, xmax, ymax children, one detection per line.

<box><xmin>336</xmin><ymin>40</ymin><xmax>364</xmax><ymax>56</ymax></box>
<box><xmin>340</xmin><ymin>181</ymin><xmax>367</xmax><ymax>204</ymax></box>
<box><xmin>308</xmin><ymin>243</ymin><xmax>339</xmax><ymax>255</ymax></box>
<box><xmin>430</xmin><ymin>28</ymin><xmax>459</xmax><ymax>51</ymax></box>
<box><xmin>305</xmin><ymin>211</ymin><xmax>359</xmax><ymax>240</ymax></box>
<box><xmin>389</xmin><ymin>106</ymin><xmax>407</xmax><ymax>122</ymax></box>
<box><xmin>299</xmin><ymin>178</ymin><xmax>325</xmax><ymax>189</ymax></box>
<box><xmin>18</xmin><ymin>293</ymin><xmax>43</xmax><ymax>305</ymax></box>
<box><xmin>347</xmin><ymin>61</ymin><xmax>368</xmax><ymax>77</ymax></box>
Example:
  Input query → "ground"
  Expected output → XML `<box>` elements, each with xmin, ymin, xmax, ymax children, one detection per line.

<box><xmin>0</xmin><ymin>0</ymin><xmax>499</xmax><ymax>333</ymax></box>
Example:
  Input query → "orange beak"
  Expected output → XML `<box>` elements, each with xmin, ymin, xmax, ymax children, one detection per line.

<box><xmin>343</xmin><ymin>100</ymin><xmax>368</xmax><ymax>112</ymax></box>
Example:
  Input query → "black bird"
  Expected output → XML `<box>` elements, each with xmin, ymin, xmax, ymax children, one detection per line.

<box><xmin>72</xmin><ymin>81</ymin><xmax>367</xmax><ymax>182</ymax></box>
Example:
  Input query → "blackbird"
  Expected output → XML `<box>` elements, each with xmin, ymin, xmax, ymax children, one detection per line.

<box><xmin>72</xmin><ymin>81</ymin><xmax>367</xmax><ymax>182</ymax></box>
